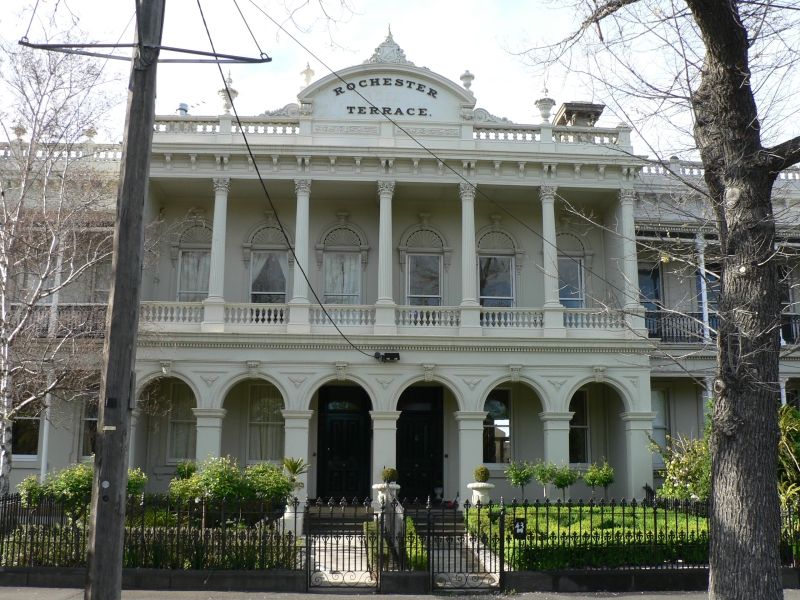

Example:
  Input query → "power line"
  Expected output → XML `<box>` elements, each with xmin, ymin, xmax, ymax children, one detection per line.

<box><xmin>195</xmin><ymin>0</ymin><xmax>374</xmax><ymax>360</ymax></box>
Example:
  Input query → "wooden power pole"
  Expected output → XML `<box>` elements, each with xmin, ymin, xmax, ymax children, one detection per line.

<box><xmin>85</xmin><ymin>2</ymin><xmax>165</xmax><ymax>599</ymax></box>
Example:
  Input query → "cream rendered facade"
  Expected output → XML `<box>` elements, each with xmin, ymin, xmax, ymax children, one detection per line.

<box><xmin>9</xmin><ymin>34</ymin><xmax>800</xmax><ymax>503</ymax></box>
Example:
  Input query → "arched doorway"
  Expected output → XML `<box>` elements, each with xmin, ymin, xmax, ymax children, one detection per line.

<box><xmin>396</xmin><ymin>386</ymin><xmax>444</xmax><ymax>502</ymax></box>
<box><xmin>316</xmin><ymin>385</ymin><xmax>372</xmax><ymax>499</ymax></box>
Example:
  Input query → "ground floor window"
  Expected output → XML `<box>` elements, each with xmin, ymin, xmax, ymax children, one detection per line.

<box><xmin>483</xmin><ymin>389</ymin><xmax>511</xmax><ymax>463</ymax></box>
<box><xmin>569</xmin><ymin>391</ymin><xmax>589</xmax><ymax>464</ymax></box>
<box><xmin>12</xmin><ymin>408</ymin><xmax>40</xmax><ymax>456</ymax></box>
<box><xmin>82</xmin><ymin>400</ymin><xmax>99</xmax><ymax>457</ymax></box>
<box><xmin>168</xmin><ymin>383</ymin><xmax>196</xmax><ymax>461</ymax></box>
<box><xmin>248</xmin><ymin>384</ymin><xmax>284</xmax><ymax>462</ymax></box>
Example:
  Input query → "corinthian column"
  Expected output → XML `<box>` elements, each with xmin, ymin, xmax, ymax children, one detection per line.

<box><xmin>540</xmin><ymin>185</ymin><xmax>564</xmax><ymax>335</ymax></box>
<box><xmin>375</xmin><ymin>181</ymin><xmax>397</xmax><ymax>334</ymax></box>
<box><xmin>202</xmin><ymin>177</ymin><xmax>229</xmax><ymax>332</ymax></box>
<box><xmin>287</xmin><ymin>179</ymin><xmax>311</xmax><ymax>333</ymax></box>
<box><xmin>459</xmin><ymin>182</ymin><xmax>481</xmax><ymax>334</ymax></box>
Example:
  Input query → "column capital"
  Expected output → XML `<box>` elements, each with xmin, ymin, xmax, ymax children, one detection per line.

<box><xmin>212</xmin><ymin>177</ymin><xmax>230</xmax><ymax>193</ymax></box>
<box><xmin>540</xmin><ymin>185</ymin><xmax>557</xmax><ymax>202</ymax></box>
<box><xmin>458</xmin><ymin>182</ymin><xmax>476</xmax><ymax>201</ymax></box>
<box><xmin>377</xmin><ymin>180</ymin><xmax>395</xmax><ymax>197</ymax></box>
<box><xmin>454</xmin><ymin>411</ymin><xmax>487</xmax><ymax>428</ymax></box>
<box><xmin>294</xmin><ymin>178</ymin><xmax>311</xmax><ymax>195</ymax></box>
<box><xmin>538</xmin><ymin>411</ymin><xmax>575</xmax><ymax>423</ymax></box>
<box><xmin>620</xmin><ymin>411</ymin><xmax>656</xmax><ymax>427</ymax></box>
<box><xmin>281</xmin><ymin>409</ymin><xmax>314</xmax><ymax>422</ymax></box>
<box><xmin>192</xmin><ymin>407</ymin><xmax>227</xmax><ymax>422</ymax></box>
<box><xmin>370</xmin><ymin>410</ymin><xmax>401</xmax><ymax>423</ymax></box>
<box><xmin>618</xmin><ymin>187</ymin><xmax>636</xmax><ymax>204</ymax></box>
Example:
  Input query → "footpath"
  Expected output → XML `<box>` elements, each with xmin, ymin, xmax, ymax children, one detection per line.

<box><xmin>3</xmin><ymin>590</ymin><xmax>800</xmax><ymax>600</ymax></box>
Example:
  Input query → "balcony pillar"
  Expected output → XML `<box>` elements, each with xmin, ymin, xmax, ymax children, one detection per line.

<box><xmin>192</xmin><ymin>408</ymin><xmax>227</xmax><ymax>461</ymax></box>
<box><xmin>202</xmin><ymin>177</ymin><xmax>229</xmax><ymax>332</ymax></box>
<box><xmin>780</xmin><ymin>377</ymin><xmax>788</xmax><ymax>407</ymax></box>
<box><xmin>540</xmin><ymin>185</ymin><xmax>564</xmax><ymax>335</ymax></box>
<box><xmin>696</xmin><ymin>233</ymin><xmax>711</xmax><ymax>342</ymax></box>
<box><xmin>459</xmin><ymin>182</ymin><xmax>481</xmax><ymax>334</ymax></box>
<box><xmin>288</xmin><ymin>179</ymin><xmax>311</xmax><ymax>333</ymax></box>
<box><xmin>371</xmin><ymin>410</ymin><xmax>400</xmax><ymax>506</ymax></box>
<box><xmin>282</xmin><ymin>409</ymin><xmax>313</xmax><ymax>504</ymax></box>
<box><xmin>375</xmin><ymin>180</ymin><xmax>397</xmax><ymax>334</ymax></box>
<box><xmin>128</xmin><ymin>408</ymin><xmax>141</xmax><ymax>468</ymax></box>
<box><xmin>619</xmin><ymin>188</ymin><xmax>645</xmax><ymax>331</ymax></box>
<box><xmin>620</xmin><ymin>411</ymin><xmax>656</xmax><ymax>498</ymax></box>
<box><xmin>455</xmin><ymin>411</ymin><xmax>486</xmax><ymax>503</ymax></box>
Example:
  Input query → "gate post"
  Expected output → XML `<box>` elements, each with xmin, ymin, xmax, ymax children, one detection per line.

<box><xmin>499</xmin><ymin>497</ymin><xmax>506</xmax><ymax>589</ymax></box>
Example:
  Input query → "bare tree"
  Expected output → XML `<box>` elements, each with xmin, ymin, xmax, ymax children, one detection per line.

<box><xmin>0</xmin><ymin>40</ymin><xmax>119</xmax><ymax>495</ymax></box>
<box><xmin>525</xmin><ymin>1</ymin><xmax>800</xmax><ymax>598</ymax></box>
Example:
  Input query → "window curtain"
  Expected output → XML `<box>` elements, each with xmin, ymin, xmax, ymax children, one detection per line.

<box><xmin>251</xmin><ymin>251</ymin><xmax>288</xmax><ymax>302</ymax></box>
<box><xmin>179</xmin><ymin>251</ymin><xmax>210</xmax><ymax>301</ymax></box>
<box><xmin>248</xmin><ymin>387</ymin><xmax>285</xmax><ymax>461</ymax></box>
<box><xmin>169</xmin><ymin>387</ymin><xmax>196</xmax><ymax>460</ymax></box>
<box><xmin>324</xmin><ymin>252</ymin><xmax>360</xmax><ymax>303</ymax></box>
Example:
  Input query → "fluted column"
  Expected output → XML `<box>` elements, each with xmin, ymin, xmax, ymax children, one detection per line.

<box><xmin>287</xmin><ymin>179</ymin><xmax>311</xmax><ymax>332</ymax></box>
<box><xmin>541</xmin><ymin>186</ymin><xmax>564</xmax><ymax>334</ymax></box>
<box><xmin>696</xmin><ymin>234</ymin><xmax>711</xmax><ymax>342</ymax></box>
<box><xmin>202</xmin><ymin>178</ymin><xmax>230</xmax><ymax>331</ymax></box>
<box><xmin>620</xmin><ymin>188</ymin><xmax>645</xmax><ymax>332</ymax></box>
<box><xmin>375</xmin><ymin>181</ymin><xmax>397</xmax><ymax>334</ymax></box>
<box><xmin>459</xmin><ymin>183</ymin><xmax>481</xmax><ymax>334</ymax></box>
<box><xmin>291</xmin><ymin>179</ymin><xmax>311</xmax><ymax>303</ymax></box>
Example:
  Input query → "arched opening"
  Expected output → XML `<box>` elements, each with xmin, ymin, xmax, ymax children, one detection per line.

<box><xmin>221</xmin><ymin>379</ymin><xmax>286</xmax><ymax>466</ymax></box>
<box><xmin>314</xmin><ymin>383</ymin><xmax>372</xmax><ymax>499</ymax></box>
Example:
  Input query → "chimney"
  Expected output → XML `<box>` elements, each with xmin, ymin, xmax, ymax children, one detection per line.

<box><xmin>176</xmin><ymin>103</ymin><xmax>189</xmax><ymax>116</ymax></box>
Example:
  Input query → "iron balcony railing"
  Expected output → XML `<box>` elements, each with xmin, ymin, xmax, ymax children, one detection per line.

<box><xmin>646</xmin><ymin>310</ymin><xmax>800</xmax><ymax>345</ymax></box>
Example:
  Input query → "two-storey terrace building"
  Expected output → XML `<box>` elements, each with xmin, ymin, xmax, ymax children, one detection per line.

<box><xmin>9</xmin><ymin>33</ymin><xmax>800</xmax><ymax>503</ymax></box>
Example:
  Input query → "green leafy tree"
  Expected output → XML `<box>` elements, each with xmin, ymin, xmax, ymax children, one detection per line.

<box><xmin>552</xmin><ymin>465</ymin><xmax>580</xmax><ymax>501</ymax></box>
<box><xmin>505</xmin><ymin>460</ymin><xmax>535</xmax><ymax>500</ymax></box>
<box><xmin>583</xmin><ymin>462</ymin><xmax>615</xmax><ymax>499</ymax></box>
<box><xmin>531</xmin><ymin>461</ymin><xmax>558</xmax><ymax>499</ymax></box>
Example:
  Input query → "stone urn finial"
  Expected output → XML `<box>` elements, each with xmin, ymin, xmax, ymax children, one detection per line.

<box><xmin>12</xmin><ymin>123</ymin><xmax>26</xmax><ymax>140</ymax></box>
<box><xmin>460</xmin><ymin>70</ymin><xmax>474</xmax><ymax>90</ymax></box>
<box><xmin>219</xmin><ymin>71</ymin><xmax>238</xmax><ymax>115</ymax></box>
<box><xmin>300</xmin><ymin>62</ymin><xmax>315</xmax><ymax>88</ymax></box>
<box><xmin>535</xmin><ymin>88</ymin><xmax>556</xmax><ymax>124</ymax></box>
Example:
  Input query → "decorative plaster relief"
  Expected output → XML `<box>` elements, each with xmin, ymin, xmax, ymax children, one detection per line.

<box><xmin>459</xmin><ymin>376</ymin><xmax>483</xmax><ymax>390</ymax></box>
<box><xmin>313</xmin><ymin>125</ymin><xmax>379</xmax><ymax>135</ymax></box>
<box><xmin>286</xmin><ymin>375</ymin><xmax>308</xmax><ymax>388</ymax></box>
<box><xmin>200</xmin><ymin>375</ymin><xmax>219</xmax><ymax>387</ymax></box>
<box><xmin>422</xmin><ymin>364</ymin><xmax>436</xmax><ymax>382</ymax></box>
<box><xmin>548</xmin><ymin>378</ymin><xmax>567</xmax><ymax>391</ymax></box>
<box><xmin>335</xmin><ymin>362</ymin><xmax>348</xmax><ymax>381</ymax></box>
<box><xmin>376</xmin><ymin>376</ymin><xmax>395</xmax><ymax>389</ymax></box>
<box><xmin>509</xmin><ymin>365</ymin><xmax>522</xmax><ymax>382</ymax></box>
<box><xmin>246</xmin><ymin>361</ymin><xmax>261</xmax><ymax>376</ymax></box>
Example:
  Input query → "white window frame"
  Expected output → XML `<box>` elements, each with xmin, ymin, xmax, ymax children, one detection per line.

<box><xmin>12</xmin><ymin>411</ymin><xmax>41</xmax><ymax>460</ymax></box>
<box><xmin>176</xmin><ymin>249</ymin><xmax>210</xmax><ymax>302</ymax></box>
<box><xmin>483</xmin><ymin>388</ymin><xmax>512</xmax><ymax>465</ymax></box>
<box><xmin>651</xmin><ymin>388</ymin><xmax>670</xmax><ymax>468</ymax></box>
<box><xmin>250</xmin><ymin>250</ymin><xmax>288</xmax><ymax>304</ymax></box>
<box><xmin>323</xmin><ymin>251</ymin><xmax>362</xmax><ymax>304</ymax></box>
<box><xmin>247</xmin><ymin>384</ymin><xmax>285</xmax><ymax>464</ymax></box>
<box><xmin>406</xmin><ymin>253</ymin><xmax>442</xmax><ymax>306</ymax></box>
<box><xmin>478</xmin><ymin>255</ymin><xmax>515</xmax><ymax>308</ymax></box>
<box><xmin>568</xmin><ymin>390</ymin><xmax>590</xmax><ymax>466</ymax></box>
<box><xmin>558</xmin><ymin>256</ymin><xmax>585</xmax><ymax>309</ymax></box>
<box><xmin>167</xmin><ymin>383</ymin><xmax>196</xmax><ymax>462</ymax></box>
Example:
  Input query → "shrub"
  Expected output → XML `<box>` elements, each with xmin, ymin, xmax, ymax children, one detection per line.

<box><xmin>245</xmin><ymin>463</ymin><xmax>293</xmax><ymax>507</ymax></box>
<box><xmin>505</xmin><ymin>461</ymin><xmax>535</xmax><ymax>499</ymax></box>
<box><xmin>552</xmin><ymin>465</ymin><xmax>580</xmax><ymax>500</ymax></box>
<box><xmin>473</xmin><ymin>465</ymin><xmax>490</xmax><ymax>483</ymax></box>
<box><xmin>655</xmin><ymin>435</ymin><xmax>711</xmax><ymax>501</ymax></box>
<box><xmin>381</xmin><ymin>467</ymin><xmax>399</xmax><ymax>483</ymax></box>
<box><xmin>175</xmin><ymin>460</ymin><xmax>197</xmax><ymax>480</ymax></box>
<box><xmin>17</xmin><ymin>475</ymin><xmax>46</xmax><ymax>506</ymax></box>
<box><xmin>584</xmin><ymin>462</ymin><xmax>615</xmax><ymax>497</ymax></box>
<box><xmin>404</xmin><ymin>517</ymin><xmax>428</xmax><ymax>570</ymax></box>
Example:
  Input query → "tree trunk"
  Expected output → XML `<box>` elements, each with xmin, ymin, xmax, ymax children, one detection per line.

<box><xmin>686</xmin><ymin>2</ymin><xmax>784</xmax><ymax>598</ymax></box>
<box><xmin>0</xmin><ymin>368</ymin><xmax>12</xmax><ymax>497</ymax></box>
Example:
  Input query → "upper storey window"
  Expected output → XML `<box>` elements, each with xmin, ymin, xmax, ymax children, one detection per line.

<box><xmin>174</xmin><ymin>223</ymin><xmax>212</xmax><ymax>302</ymax></box>
<box><xmin>477</xmin><ymin>228</ymin><xmax>519</xmax><ymax>308</ymax></box>
<box><xmin>557</xmin><ymin>233</ymin><xmax>589</xmax><ymax>309</ymax></box>
<box><xmin>399</xmin><ymin>216</ymin><xmax>450</xmax><ymax>307</ymax></box>
<box><xmin>317</xmin><ymin>216</ymin><xmax>369</xmax><ymax>305</ymax></box>
<box><xmin>244</xmin><ymin>217</ymin><xmax>292</xmax><ymax>304</ymax></box>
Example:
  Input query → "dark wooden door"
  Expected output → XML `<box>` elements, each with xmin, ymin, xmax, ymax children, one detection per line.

<box><xmin>317</xmin><ymin>387</ymin><xmax>371</xmax><ymax>499</ymax></box>
<box><xmin>397</xmin><ymin>387</ymin><xmax>443</xmax><ymax>502</ymax></box>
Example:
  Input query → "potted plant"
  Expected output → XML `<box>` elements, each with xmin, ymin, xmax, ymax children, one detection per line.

<box><xmin>372</xmin><ymin>467</ymin><xmax>401</xmax><ymax>508</ymax></box>
<box><xmin>467</xmin><ymin>465</ymin><xmax>495</xmax><ymax>505</ymax></box>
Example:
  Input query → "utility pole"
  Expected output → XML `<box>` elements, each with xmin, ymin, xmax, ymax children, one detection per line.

<box><xmin>85</xmin><ymin>2</ymin><xmax>165</xmax><ymax>599</ymax></box>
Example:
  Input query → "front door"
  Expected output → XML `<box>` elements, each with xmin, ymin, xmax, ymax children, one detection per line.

<box><xmin>397</xmin><ymin>387</ymin><xmax>443</xmax><ymax>502</ymax></box>
<box><xmin>317</xmin><ymin>386</ymin><xmax>371</xmax><ymax>499</ymax></box>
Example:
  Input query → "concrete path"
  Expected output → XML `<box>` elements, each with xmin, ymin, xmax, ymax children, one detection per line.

<box><xmin>4</xmin><ymin>590</ymin><xmax>800</xmax><ymax>600</ymax></box>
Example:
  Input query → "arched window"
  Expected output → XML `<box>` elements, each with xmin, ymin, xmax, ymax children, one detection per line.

<box><xmin>477</xmin><ymin>225</ymin><xmax>522</xmax><ymax>307</ymax></box>
<box><xmin>483</xmin><ymin>389</ymin><xmax>511</xmax><ymax>463</ymax></box>
<box><xmin>316</xmin><ymin>215</ymin><xmax>369</xmax><ymax>304</ymax></box>
<box><xmin>244</xmin><ymin>220</ymin><xmax>291</xmax><ymax>304</ymax></box>
<box><xmin>568</xmin><ymin>390</ymin><xmax>589</xmax><ymax>464</ymax></box>
<box><xmin>174</xmin><ymin>223</ymin><xmax>212</xmax><ymax>302</ymax></box>
<box><xmin>399</xmin><ymin>217</ymin><xmax>451</xmax><ymax>306</ymax></box>
<box><xmin>247</xmin><ymin>383</ymin><xmax>284</xmax><ymax>462</ymax></box>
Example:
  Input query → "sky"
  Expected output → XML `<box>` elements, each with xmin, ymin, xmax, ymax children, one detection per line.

<box><xmin>2</xmin><ymin>0</ymin><xmax>596</xmax><ymax>139</ymax></box>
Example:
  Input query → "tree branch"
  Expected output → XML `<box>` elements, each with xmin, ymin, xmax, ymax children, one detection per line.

<box><xmin>766</xmin><ymin>135</ymin><xmax>800</xmax><ymax>173</ymax></box>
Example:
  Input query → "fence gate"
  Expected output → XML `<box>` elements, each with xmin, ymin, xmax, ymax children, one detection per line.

<box><xmin>305</xmin><ymin>498</ymin><xmax>379</xmax><ymax>590</ymax></box>
<box><xmin>404</xmin><ymin>500</ymin><xmax>504</xmax><ymax>590</ymax></box>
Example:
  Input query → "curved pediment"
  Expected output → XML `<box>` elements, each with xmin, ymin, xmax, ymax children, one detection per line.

<box><xmin>298</xmin><ymin>34</ymin><xmax>475</xmax><ymax>122</ymax></box>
